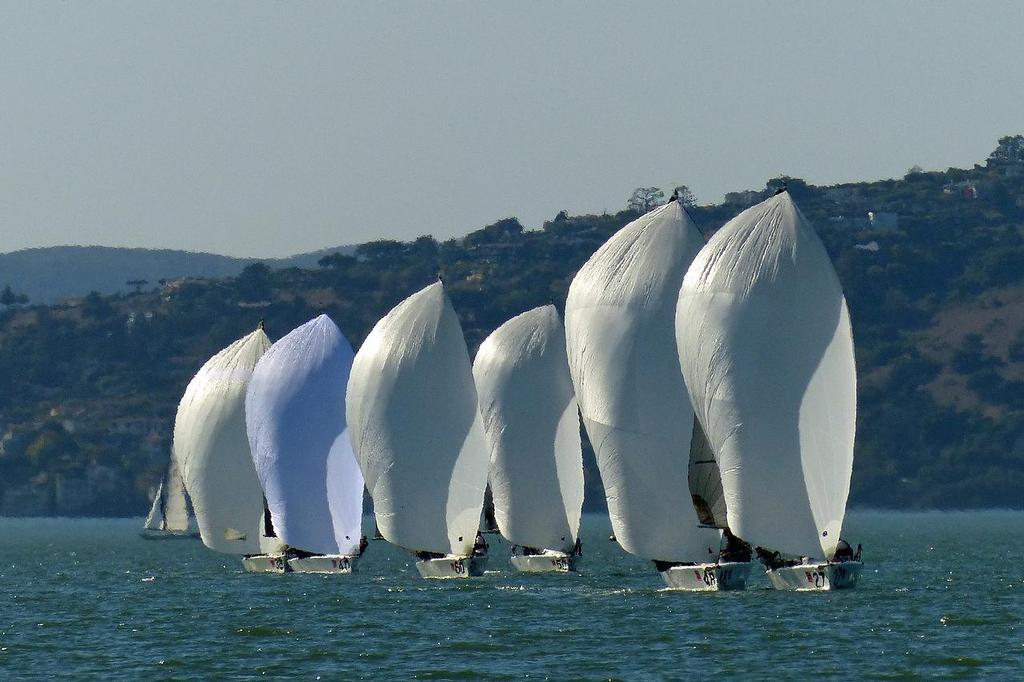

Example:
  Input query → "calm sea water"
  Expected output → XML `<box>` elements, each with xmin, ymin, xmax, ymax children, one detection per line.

<box><xmin>0</xmin><ymin>511</ymin><xmax>1021</xmax><ymax>680</ymax></box>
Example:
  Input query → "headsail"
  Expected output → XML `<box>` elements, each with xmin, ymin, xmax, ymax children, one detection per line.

<box><xmin>246</xmin><ymin>315</ymin><xmax>364</xmax><ymax>556</ymax></box>
<box><xmin>346</xmin><ymin>282</ymin><xmax>490</xmax><ymax>556</ymax></box>
<box><xmin>676</xmin><ymin>192</ymin><xmax>856</xmax><ymax>559</ymax></box>
<box><xmin>687</xmin><ymin>416</ymin><xmax>728</xmax><ymax>529</ymax></box>
<box><xmin>173</xmin><ymin>327</ymin><xmax>271</xmax><ymax>554</ymax></box>
<box><xmin>162</xmin><ymin>458</ymin><xmax>190</xmax><ymax>533</ymax></box>
<box><xmin>564</xmin><ymin>201</ymin><xmax>720</xmax><ymax>562</ymax></box>
<box><xmin>143</xmin><ymin>480</ymin><xmax>165</xmax><ymax>531</ymax></box>
<box><xmin>473</xmin><ymin>305</ymin><xmax>583</xmax><ymax>553</ymax></box>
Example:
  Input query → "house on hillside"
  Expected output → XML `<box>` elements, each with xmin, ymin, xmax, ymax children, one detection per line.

<box><xmin>867</xmin><ymin>211</ymin><xmax>899</xmax><ymax>231</ymax></box>
<box><xmin>943</xmin><ymin>181</ymin><xmax>978</xmax><ymax>199</ymax></box>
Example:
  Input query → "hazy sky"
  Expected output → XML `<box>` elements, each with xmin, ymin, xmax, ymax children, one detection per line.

<box><xmin>1</xmin><ymin>1</ymin><xmax>1022</xmax><ymax>257</ymax></box>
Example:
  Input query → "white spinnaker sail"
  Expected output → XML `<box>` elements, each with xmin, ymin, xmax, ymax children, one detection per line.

<box><xmin>473</xmin><ymin>305</ymin><xmax>583</xmax><ymax>553</ymax></box>
<box><xmin>143</xmin><ymin>480</ymin><xmax>165</xmax><ymax>531</ymax></box>
<box><xmin>565</xmin><ymin>201</ymin><xmax>720</xmax><ymax>562</ymax></box>
<box><xmin>676</xmin><ymin>192</ymin><xmax>856</xmax><ymax>560</ymax></box>
<box><xmin>246</xmin><ymin>315</ymin><xmax>364</xmax><ymax>556</ymax></box>
<box><xmin>173</xmin><ymin>328</ymin><xmax>270</xmax><ymax>554</ymax></box>
<box><xmin>347</xmin><ymin>282</ymin><xmax>490</xmax><ymax>556</ymax></box>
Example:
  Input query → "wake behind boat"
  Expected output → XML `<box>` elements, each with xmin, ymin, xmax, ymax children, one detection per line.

<box><xmin>245</xmin><ymin>315</ymin><xmax>367</xmax><ymax>575</ymax></box>
<box><xmin>473</xmin><ymin>305</ymin><xmax>584</xmax><ymax>574</ymax></box>
<box><xmin>565</xmin><ymin>199</ymin><xmax>751</xmax><ymax>591</ymax></box>
<box><xmin>346</xmin><ymin>282</ymin><xmax>491</xmax><ymax>579</ymax></box>
<box><xmin>676</xmin><ymin>191</ymin><xmax>863</xmax><ymax>591</ymax></box>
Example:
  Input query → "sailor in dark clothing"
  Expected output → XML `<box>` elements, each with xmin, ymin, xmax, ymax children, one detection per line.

<box><xmin>358</xmin><ymin>535</ymin><xmax>369</xmax><ymax>557</ymax></box>
<box><xmin>670</xmin><ymin>189</ymin><xmax>679</xmax><ymax>203</ymax></box>
<box><xmin>472</xmin><ymin>531</ymin><xmax>488</xmax><ymax>557</ymax></box>
<box><xmin>573</xmin><ymin>536</ymin><xmax>583</xmax><ymax>557</ymax></box>
<box><xmin>720</xmin><ymin>528</ymin><xmax>752</xmax><ymax>563</ymax></box>
<box><xmin>833</xmin><ymin>539</ymin><xmax>854</xmax><ymax>562</ymax></box>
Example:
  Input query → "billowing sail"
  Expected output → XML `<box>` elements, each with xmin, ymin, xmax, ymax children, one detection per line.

<box><xmin>687</xmin><ymin>417</ymin><xmax>728</xmax><ymax>529</ymax></box>
<box><xmin>347</xmin><ymin>282</ymin><xmax>490</xmax><ymax>556</ymax></box>
<box><xmin>473</xmin><ymin>305</ymin><xmax>583</xmax><ymax>553</ymax></box>
<box><xmin>676</xmin><ymin>191</ymin><xmax>856</xmax><ymax>559</ymax></box>
<box><xmin>173</xmin><ymin>328</ymin><xmax>271</xmax><ymax>554</ymax></box>
<box><xmin>246</xmin><ymin>315</ymin><xmax>364</xmax><ymax>556</ymax></box>
<box><xmin>565</xmin><ymin>201</ymin><xmax>720</xmax><ymax>562</ymax></box>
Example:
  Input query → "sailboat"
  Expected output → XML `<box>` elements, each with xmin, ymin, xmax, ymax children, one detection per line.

<box><xmin>347</xmin><ymin>282</ymin><xmax>491</xmax><ymax>579</ymax></box>
<box><xmin>173</xmin><ymin>324</ymin><xmax>275</xmax><ymax>569</ymax></box>
<box><xmin>473</xmin><ymin>305</ymin><xmax>584</xmax><ymax>573</ymax></box>
<box><xmin>140</xmin><ymin>459</ymin><xmax>198</xmax><ymax>539</ymax></box>
<box><xmin>676</xmin><ymin>190</ymin><xmax>863</xmax><ymax>591</ymax></box>
<box><xmin>244</xmin><ymin>315</ymin><xmax>366</xmax><ymax>574</ymax></box>
<box><xmin>565</xmin><ymin>199</ymin><xmax>752</xmax><ymax>591</ymax></box>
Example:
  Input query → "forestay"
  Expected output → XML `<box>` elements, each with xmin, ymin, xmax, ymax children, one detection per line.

<box><xmin>473</xmin><ymin>305</ymin><xmax>583</xmax><ymax>553</ymax></box>
<box><xmin>173</xmin><ymin>328</ymin><xmax>270</xmax><ymax>554</ymax></box>
<box><xmin>347</xmin><ymin>282</ymin><xmax>490</xmax><ymax>556</ymax></box>
<box><xmin>246</xmin><ymin>315</ymin><xmax>364</xmax><ymax>556</ymax></box>
<box><xmin>565</xmin><ymin>201</ymin><xmax>720</xmax><ymax>562</ymax></box>
<box><xmin>676</xmin><ymin>192</ymin><xmax>856</xmax><ymax>559</ymax></box>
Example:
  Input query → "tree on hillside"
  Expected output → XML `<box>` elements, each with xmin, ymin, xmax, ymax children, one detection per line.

<box><xmin>126</xmin><ymin>279</ymin><xmax>148</xmax><ymax>294</ymax></box>
<box><xmin>355</xmin><ymin>240</ymin><xmax>405</xmax><ymax>262</ymax></box>
<box><xmin>627</xmin><ymin>187</ymin><xmax>664</xmax><ymax>213</ymax></box>
<box><xmin>236</xmin><ymin>263</ymin><xmax>272</xmax><ymax>302</ymax></box>
<box><xmin>988</xmin><ymin>135</ymin><xmax>1024</xmax><ymax>165</ymax></box>
<box><xmin>671</xmin><ymin>185</ymin><xmax>696</xmax><ymax>207</ymax></box>
<box><xmin>0</xmin><ymin>285</ymin><xmax>28</xmax><ymax>306</ymax></box>
<box><xmin>463</xmin><ymin>218</ymin><xmax>524</xmax><ymax>248</ymax></box>
<box><xmin>318</xmin><ymin>252</ymin><xmax>357</xmax><ymax>269</ymax></box>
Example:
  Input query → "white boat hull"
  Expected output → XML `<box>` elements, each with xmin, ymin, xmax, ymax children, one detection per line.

<box><xmin>658</xmin><ymin>561</ymin><xmax>753</xmax><ymax>591</ymax></box>
<box><xmin>287</xmin><ymin>554</ymin><xmax>360</xmax><ymax>574</ymax></box>
<box><xmin>510</xmin><ymin>553</ymin><xmax>578</xmax><ymax>573</ymax></box>
<box><xmin>241</xmin><ymin>554</ymin><xmax>290</xmax><ymax>573</ymax></box>
<box><xmin>766</xmin><ymin>561</ymin><xmax>863</xmax><ymax>591</ymax></box>
<box><xmin>415</xmin><ymin>555</ymin><xmax>488</xmax><ymax>579</ymax></box>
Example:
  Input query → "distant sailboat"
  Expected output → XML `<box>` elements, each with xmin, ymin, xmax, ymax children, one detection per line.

<box><xmin>676</xmin><ymin>191</ymin><xmax>863</xmax><ymax>590</ymax></box>
<box><xmin>347</xmin><ymin>282</ymin><xmax>491</xmax><ymax>579</ymax></box>
<box><xmin>173</xmin><ymin>325</ymin><xmax>272</xmax><ymax>565</ymax></box>
<box><xmin>565</xmin><ymin>199</ymin><xmax>752</xmax><ymax>590</ymax></box>
<box><xmin>244</xmin><ymin>315</ymin><xmax>367</xmax><ymax>574</ymax></box>
<box><xmin>473</xmin><ymin>305</ymin><xmax>584</xmax><ymax>573</ymax></box>
<box><xmin>141</xmin><ymin>459</ymin><xmax>198</xmax><ymax>539</ymax></box>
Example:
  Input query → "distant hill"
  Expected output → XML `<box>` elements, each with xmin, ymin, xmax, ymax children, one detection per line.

<box><xmin>0</xmin><ymin>244</ymin><xmax>356</xmax><ymax>304</ymax></box>
<box><xmin>0</xmin><ymin>135</ymin><xmax>1022</xmax><ymax>516</ymax></box>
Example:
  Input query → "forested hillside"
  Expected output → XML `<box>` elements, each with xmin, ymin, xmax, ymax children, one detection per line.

<box><xmin>0</xmin><ymin>138</ymin><xmax>1021</xmax><ymax>516</ymax></box>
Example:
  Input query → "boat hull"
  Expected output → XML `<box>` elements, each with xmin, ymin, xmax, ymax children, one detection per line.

<box><xmin>510</xmin><ymin>553</ymin><xmax>578</xmax><ymax>573</ymax></box>
<box><xmin>766</xmin><ymin>561</ymin><xmax>863</xmax><ymax>591</ymax></box>
<box><xmin>287</xmin><ymin>554</ymin><xmax>360</xmax><ymax>574</ymax></box>
<box><xmin>658</xmin><ymin>561</ymin><xmax>753</xmax><ymax>591</ymax></box>
<box><xmin>415</xmin><ymin>555</ymin><xmax>488</xmax><ymax>579</ymax></box>
<box><xmin>242</xmin><ymin>554</ymin><xmax>290</xmax><ymax>573</ymax></box>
